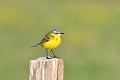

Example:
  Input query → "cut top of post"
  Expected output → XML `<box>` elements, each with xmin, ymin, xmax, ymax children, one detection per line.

<box><xmin>29</xmin><ymin>57</ymin><xmax>64</xmax><ymax>80</ymax></box>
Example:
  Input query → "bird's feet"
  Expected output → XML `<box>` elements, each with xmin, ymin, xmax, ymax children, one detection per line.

<box><xmin>46</xmin><ymin>56</ymin><xmax>52</xmax><ymax>59</ymax></box>
<box><xmin>46</xmin><ymin>56</ymin><xmax>60</xmax><ymax>59</ymax></box>
<box><xmin>53</xmin><ymin>56</ymin><xmax>59</xmax><ymax>58</ymax></box>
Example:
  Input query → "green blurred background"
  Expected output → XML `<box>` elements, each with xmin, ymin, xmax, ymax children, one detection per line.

<box><xmin>0</xmin><ymin>0</ymin><xmax>120</xmax><ymax>80</ymax></box>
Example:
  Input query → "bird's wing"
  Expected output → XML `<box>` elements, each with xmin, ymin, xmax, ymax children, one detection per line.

<box><xmin>31</xmin><ymin>33</ymin><xmax>51</xmax><ymax>47</ymax></box>
<box><xmin>40</xmin><ymin>35</ymin><xmax>51</xmax><ymax>44</ymax></box>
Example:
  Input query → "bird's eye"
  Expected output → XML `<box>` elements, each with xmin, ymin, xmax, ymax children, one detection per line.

<box><xmin>55</xmin><ymin>33</ymin><xmax>59</xmax><ymax>34</ymax></box>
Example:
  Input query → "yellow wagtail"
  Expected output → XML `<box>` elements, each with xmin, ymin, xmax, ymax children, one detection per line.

<box><xmin>32</xmin><ymin>29</ymin><xmax>64</xmax><ymax>59</ymax></box>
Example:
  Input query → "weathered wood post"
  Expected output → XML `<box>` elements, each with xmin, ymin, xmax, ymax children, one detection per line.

<box><xmin>29</xmin><ymin>57</ymin><xmax>64</xmax><ymax>80</ymax></box>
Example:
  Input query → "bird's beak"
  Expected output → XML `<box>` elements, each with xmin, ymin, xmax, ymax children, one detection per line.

<box><xmin>60</xmin><ymin>32</ymin><xmax>64</xmax><ymax>34</ymax></box>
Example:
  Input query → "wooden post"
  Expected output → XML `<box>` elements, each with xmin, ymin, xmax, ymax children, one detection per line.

<box><xmin>29</xmin><ymin>57</ymin><xmax>64</xmax><ymax>80</ymax></box>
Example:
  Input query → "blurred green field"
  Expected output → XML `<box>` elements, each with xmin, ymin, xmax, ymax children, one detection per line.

<box><xmin>0</xmin><ymin>0</ymin><xmax>120</xmax><ymax>80</ymax></box>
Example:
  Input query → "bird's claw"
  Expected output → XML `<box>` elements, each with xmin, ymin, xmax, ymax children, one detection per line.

<box><xmin>46</xmin><ymin>56</ymin><xmax>52</xmax><ymax>59</ymax></box>
<box><xmin>53</xmin><ymin>56</ymin><xmax>59</xmax><ymax>58</ymax></box>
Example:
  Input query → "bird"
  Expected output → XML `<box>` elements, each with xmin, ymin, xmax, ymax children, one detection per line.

<box><xmin>32</xmin><ymin>29</ymin><xmax>64</xmax><ymax>59</ymax></box>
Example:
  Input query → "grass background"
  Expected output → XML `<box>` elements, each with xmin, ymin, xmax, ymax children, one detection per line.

<box><xmin>0</xmin><ymin>0</ymin><xmax>120</xmax><ymax>80</ymax></box>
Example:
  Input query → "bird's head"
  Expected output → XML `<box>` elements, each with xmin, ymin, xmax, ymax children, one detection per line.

<box><xmin>50</xmin><ymin>29</ymin><xmax>64</xmax><ymax>36</ymax></box>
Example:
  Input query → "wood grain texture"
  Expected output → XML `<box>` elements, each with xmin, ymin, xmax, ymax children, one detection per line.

<box><xmin>29</xmin><ymin>57</ymin><xmax>64</xmax><ymax>80</ymax></box>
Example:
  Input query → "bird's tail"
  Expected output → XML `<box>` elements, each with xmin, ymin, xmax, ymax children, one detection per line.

<box><xmin>31</xmin><ymin>43</ymin><xmax>41</xmax><ymax>48</ymax></box>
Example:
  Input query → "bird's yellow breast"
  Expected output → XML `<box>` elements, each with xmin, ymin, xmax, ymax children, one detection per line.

<box><xmin>42</xmin><ymin>34</ymin><xmax>61</xmax><ymax>50</ymax></box>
